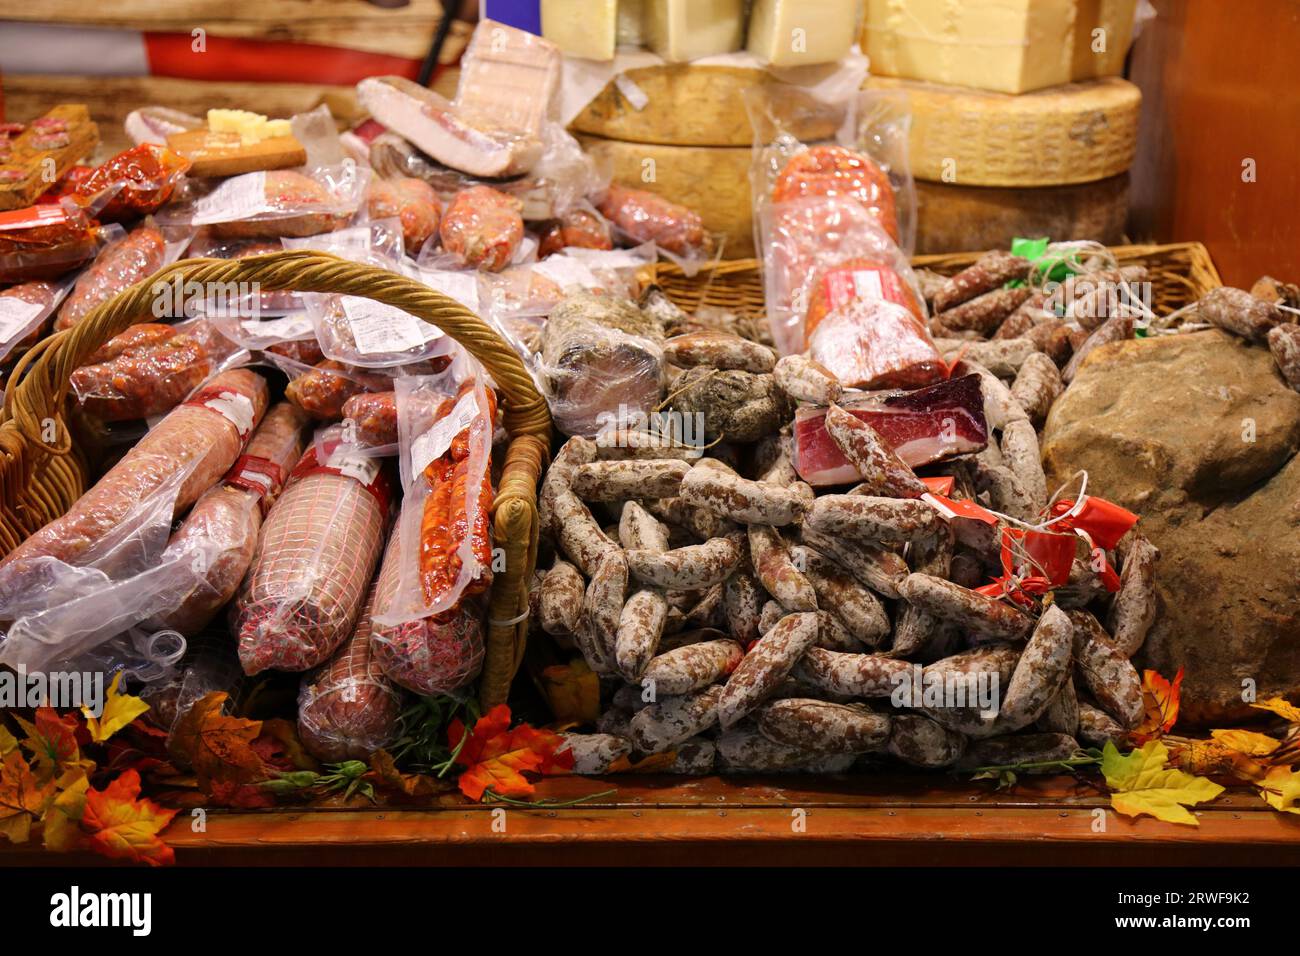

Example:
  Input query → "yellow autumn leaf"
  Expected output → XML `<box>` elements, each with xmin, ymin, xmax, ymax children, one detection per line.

<box><xmin>539</xmin><ymin>659</ymin><xmax>601</xmax><ymax>724</ymax></box>
<box><xmin>82</xmin><ymin>672</ymin><xmax>150</xmax><ymax>744</ymax></box>
<box><xmin>1250</xmin><ymin>697</ymin><xmax>1300</xmax><ymax>723</ymax></box>
<box><xmin>1258</xmin><ymin>766</ymin><xmax>1300</xmax><ymax>815</ymax></box>
<box><xmin>0</xmin><ymin>724</ymin><xmax>17</xmax><ymax>757</ymax></box>
<box><xmin>1101</xmin><ymin>740</ymin><xmax>1225</xmax><ymax>826</ymax></box>
<box><xmin>1210</xmin><ymin>729</ymin><xmax>1280</xmax><ymax>757</ymax></box>
<box><xmin>42</xmin><ymin>770</ymin><xmax>90</xmax><ymax>853</ymax></box>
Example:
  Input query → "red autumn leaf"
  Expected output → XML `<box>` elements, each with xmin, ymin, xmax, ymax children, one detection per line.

<box><xmin>80</xmin><ymin>770</ymin><xmax>178</xmax><ymax>867</ymax></box>
<box><xmin>207</xmin><ymin>779</ymin><xmax>278</xmax><ymax>809</ymax></box>
<box><xmin>1133</xmin><ymin>668</ymin><xmax>1183</xmax><ymax>742</ymax></box>
<box><xmin>448</xmin><ymin>705</ymin><xmax>574</xmax><ymax>802</ymax></box>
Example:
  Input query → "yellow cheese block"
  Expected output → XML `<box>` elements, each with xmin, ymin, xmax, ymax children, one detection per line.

<box><xmin>915</xmin><ymin>174</ymin><xmax>1129</xmax><ymax>255</ymax></box>
<box><xmin>867</xmin><ymin>76</ymin><xmax>1140</xmax><ymax>187</ymax></box>
<box><xmin>862</xmin><ymin>0</ymin><xmax>1137</xmax><ymax>94</ymax></box>
<box><xmin>575</xmin><ymin>133</ymin><xmax>754</xmax><ymax>257</ymax></box>
<box><xmin>747</xmin><ymin>0</ymin><xmax>860</xmax><ymax>67</ymax></box>
<box><xmin>570</xmin><ymin>64</ymin><xmax>843</xmax><ymax>147</ymax></box>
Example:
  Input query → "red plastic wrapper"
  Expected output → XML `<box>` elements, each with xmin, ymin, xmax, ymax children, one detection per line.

<box><xmin>439</xmin><ymin>185</ymin><xmax>524</xmax><ymax>272</ymax></box>
<box><xmin>72</xmin><ymin>144</ymin><xmax>192</xmax><ymax>222</ymax></box>
<box><xmin>0</xmin><ymin>202</ymin><xmax>109</xmax><ymax>283</ymax></box>
<box><xmin>596</xmin><ymin>184</ymin><xmax>710</xmax><ymax>259</ymax></box>
<box><xmin>54</xmin><ymin>221</ymin><xmax>167</xmax><ymax>330</ymax></box>
<box><xmin>70</xmin><ymin>322</ymin><xmax>217</xmax><ymax>421</ymax></box>
<box><xmin>366</xmin><ymin>176</ymin><xmax>442</xmax><ymax>252</ymax></box>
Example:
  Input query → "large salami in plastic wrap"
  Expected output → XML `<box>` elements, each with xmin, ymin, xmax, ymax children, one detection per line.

<box><xmin>0</xmin><ymin>368</ymin><xmax>269</xmax><ymax>592</ymax></box>
<box><xmin>54</xmin><ymin>221</ymin><xmax>168</xmax><ymax>330</ymax></box>
<box><xmin>298</xmin><ymin>576</ymin><xmax>404</xmax><ymax>761</ymax></box>
<box><xmin>233</xmin><ymin>432</ymin><xmax>392</xmax><ymax>675</ymax></box>
<box><xmin>149</xmin><ymin>402</ymin><xmax>310</xmax><ymax>636</ymax></box>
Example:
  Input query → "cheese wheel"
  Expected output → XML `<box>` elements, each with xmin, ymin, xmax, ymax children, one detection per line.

<box><xmin>866</xmin><ymin>76</ymin><xmax>1141</xmax><ymax>187</ymax></box>
<box><xmin>570</xmin><ymin>65</ymin><xmax>842</xmax><ymax>147</ymax></box>
<box><xmin>576</xmin><ymin>134</ymin><xmax>754</xmax><ymax>257</ymax></box>
<box><xmin>914</xmin><ymin>175</ymin><xmax>1128</xmax><ymax>255</ymax></box>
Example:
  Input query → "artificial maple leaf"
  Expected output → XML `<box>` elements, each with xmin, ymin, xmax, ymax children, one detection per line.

<box><xmin>169</xmin><ymin>692</ymin><xmax>264</xmax><ymax>792</ymax></box>
<box><xmin>1210</xmin><ymin>729</ymin><xmax>1280</xmax><ymax>757</ymax></box>
<box><xmin>251</xmin><ymin>719</ymin><xmax>319</xmax><ymax>774</ymax></box>
<box><xmin>1167</xmin><ymin>738</ymin><xmax>1268</xmax><ymax>783</ymax></box>
<box><xmin>0</xmin><ymin>750</ymin><xmax>55</xmax><ymax>845</ymax></box>
<box><xmin>80</xmin><ymin>770</ymin><xmax>178</xmax><ymax>867</ymax></box>
<box><xmin>1258</xmin><ymin>766</ymin><xmax>1300</xmax><ymax>815</ymax></box>
<box><xmin>1102</xmin><ymin>740</ymin><xmax>1225</xmax><ymax>826</ymax></box>
<box><xmin>539</xmin><ymin>659</ymin><xmax>601</xmax><ymax>724</ymax></box>
<box><xmin>1132</xmin><ymin>668</ymin><xmax>1182</xmax><ymax>741</ymax></box>
<box><xmin>42</xmin><ymin>770</ymin><xmax>90</xmax><ymax>853</ymax></box>
<box><xmin>449</xmin><ymin>704</ymin><xmax>574</xmax><ymax>801</ymax></box>
<box><xmin>1250</xmin><ymin>697</ymin><xmax>1300</xmax><ymax>723</ymax></box>
<box><xmin>0</xmin><ymin>724</ymin><xmax>17</xmax><ymax>757</ymax></box>
<box><xmin>367</xmin><ymin>749</ymin><xmax>450</xmax><ymax>799</ymax></box>
<box><xmin>14</xmin><ymin>708</ymin><xmax>85</xmax><ymax>781</ymax></box>
<box><xmin>82</xmin><ymin>672</ymin><xmax>150</xmax><ymax>744</ymax></box>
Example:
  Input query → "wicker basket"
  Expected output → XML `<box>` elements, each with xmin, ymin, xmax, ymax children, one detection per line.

<box><xmin>644</xmin><ymin>242</ymin><xmax>1224</xmax><ymax>320</ymax></box>
<box><xmin>0</xmin><ymin>250</ymin><xmax>552</xmax><ymax>708</ymax></box>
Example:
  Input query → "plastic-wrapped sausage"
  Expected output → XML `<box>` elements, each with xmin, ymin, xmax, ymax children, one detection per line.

<box><xmin>297</xmin><ymin>577</ymin><xmax>404</xmax><ymax>762</ymax></box>
<box><xmin>596</xmin><ymin>184</ymin><xmax>710</xmax><ymax>258</ymax></box>
<box><xmin>150</xmin><ymin>402</ymin><xmax>310</xmax><ymax>635</ymax></box>
<box><xmin>439</xmin><ymin>185</ymin><xmax>524</xmax><ymax>272</ymax></box>
<box><xmin>342</xmin><ymin>391</ymin><xmax>398</xmax><ymax>448</ymax></box>
<box><xmin>366</xmin><ymin>176</ymin><xmax>442</xmax><ymax>251</ymax></box>
<box><xmin>285</xmin><ymin>360</ymin><xmax>387</xmax><ymax>421</ymax></box>
<box><xmin>0</xmin><ymin>369</ymin><xmax>269</xmax><ymax>588</ymax></box>
<box><xmin>931</xmin><ymin>251</ymin><xmax>1031</xmax><ymax>313</ymax></box>
<box><xmin>537</xmin><ymin>204</ymin><xmax>613</xmax><ymax>257</ymax></box>
<box><xmin>55</xmin><ymin>222</ymin><xmax>167</xmax><ymax>331</ymax></box>
<box><xmin>234</xmin><ymin>439</ymin><xmax>392</xmax><ymax>675</ymax></box>
<box><xmin>70</xmin><ymin>323</ymin><xmax>212</xmax><ymax>421</ymax></box>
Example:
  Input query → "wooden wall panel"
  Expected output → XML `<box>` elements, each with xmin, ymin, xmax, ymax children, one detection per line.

<box><xmin>1128</xmin><ymin>0</ymin><xmax>1300</xmax><ymax>286</ymax></box>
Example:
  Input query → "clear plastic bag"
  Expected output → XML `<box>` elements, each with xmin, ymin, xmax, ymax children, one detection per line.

<box><xmin>232</xmin><ymin>424</ymin><xmax>393</xmax><ymax>675</ymax></box>
<box><xmin>158</xmin><ymin>163</ymin><xmax>369</xmax><ymax>239</ymax></box>
<box><xmin>0</xmin><ymin>202</ymin><xmax>124</xmax><ymax>284</ymax></box>
<box><xmin>71</xmin><ymin>143</ymin><xmax>192</xmax><ymax>223</ymax></box>
<box><xmin>365</xmin><ymin>176</ymin><xmax>442</xmax><ymax>251</ymax></box>
<box><xmin>297</xmin><ymin>575</ymin><xmax>404</xmax><ymax>762</ymax></box>
<box><xmin>0</xmin><ymin>274</ymin><xmax>74</xmax><ymax>365</ymax></box>
<box><xmin>274</xmin><ymin>353</ymin><xmax>396</xmax><ymax>421</ymax></box>
<box><xmin>377</xmin><ymin>361</ymin><xmax>496</xmax><ymax>628</ymax></box>
<box><xmin>537</xmin><ymin>200</ymin><xmax>612</xmax><ymax>257</ymax></box>
<box><xmin>437</xmin><ymin>185</ymin><xmax>526</xmax><ymax>273</ymax></box>
<box><xmin>596</xmin><ymin>183</ymin><xmax>713</xmax><ymax>265</ymax></box>
<box><xmin>186</xmin><ymin>232</ymin><xmax>306</xmax><ymax>318</ymax></box>
<box><xmin>55</xmin><ymin>218</ymin><xmax>190</xmax><ymax>331</ymax></box>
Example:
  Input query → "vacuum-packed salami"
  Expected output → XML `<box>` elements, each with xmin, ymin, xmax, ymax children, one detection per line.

<box><xmin>234</xmin><ymin>434</ymin><xmax>392</xmax><ymax>674</ymax></box>
<box><xmin>70</xmin><ymin>323</ymin><xmax>213</xmax><ymax>421</ymax></box>
<box><xmin>55</xmin><ymin>221</ymin><xmax>167</xmax><ymax>330</ymax></box>
<box><xmin>439</xmin><ymin>185</ymin><xmax>524</xmax><ymax>272</ymax></box>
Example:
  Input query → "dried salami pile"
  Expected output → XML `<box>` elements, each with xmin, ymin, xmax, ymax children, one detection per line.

<box><xmin>543</xmin><ymin>279</ymin><xmax>1161</xmax><ymax>775</ymax></box>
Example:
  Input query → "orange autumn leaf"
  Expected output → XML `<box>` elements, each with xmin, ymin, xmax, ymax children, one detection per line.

<box><xmin>367</xmin><ymin>750</ymin><xmax>450</xmax><ymax>799</ymax></box>
<box><xmin>0</xmin><ymin>750</ymin><xmax>55</xmax><ymax>845</ymax></box>
<box><xmin>449</xmin><ymin>705</ymin><xmax>575</xmax><ymax>801</ymax></box>
<box><xmin>539</xmin><ymin>660</ymin><xmax>601</xmax><ymax>724</ymax></box>
<box><xmin>80</xmin><ymin>769</ymin><xmax>178</xmax><ymax>867</ymax></box>
<box><xmin>1210</xmin><ymin>729</ymin><xmax>1280</xmax><ymax>758</ymax></box>
<box><xmin>170</xmin><ymin>692</ymin><xmax>265</xmax><ymax>791</ymax></box>
<box><xmin>1250</xmin><ymin>696</ymin><xmax>1300</xmax><ymax>724</ymax></box>
<box><xmin>14</xmin><ymin>708</ymin><xmax>85</xmax><ymax>781</ymax></box>
<box><xmin>1132</xmin><ymin>668</ymin><xmax>1183</xmax><ymax>741</ymax></box>
<box><xmin>1167</xmin><ymin>738</ymin><xmax>1268</xmax><ymax>783</ymax></box>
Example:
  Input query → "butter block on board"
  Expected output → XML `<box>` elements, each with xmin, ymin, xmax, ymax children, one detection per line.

<box><xmin>541</xmin><ymin>0</ymin><xmax>618</xmax><ymax>61</ymax></box>
<box><xmin>645</xmin><ymin>0</ymin><xmax>745</xmax><ymax>62</ymax></box>
<box><xmin>863</xmin><ymin>0</ymin><xmax>1081</xmax><ymax>95</ymax></box>
<box><xmin>747</xmin><ymin>0</ymin><xmax>859</xmax><ymax>67</ymax></box>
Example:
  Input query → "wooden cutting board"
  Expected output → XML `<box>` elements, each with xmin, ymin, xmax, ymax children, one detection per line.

<box><xmin>166</xmin><ymin>128</ymin><xmax>306</xmax><ymax>177</ymax></box>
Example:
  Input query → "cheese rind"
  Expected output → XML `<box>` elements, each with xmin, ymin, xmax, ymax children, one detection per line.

<box><xmin>644</xmin><ymin>0</ymin><xmax>745</xmax><ymax>62</ymax></box>
<box><xmin>541</xmin><ymin>0</ymin><xmax>618</xmax><ymax>61</ymax></box>
<box><xmin>747</xmin><ymin>0</ymin><xmax>859</xmax><ymax>67</ymax></box>
<box><xmin>862</xmin><ymin>0</ymin><xmax>1137</xmax><ymax>94</ymax></box>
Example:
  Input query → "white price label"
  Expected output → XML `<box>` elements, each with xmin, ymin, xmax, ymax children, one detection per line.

<box><xmin>0</xmin><ymin>298</ymin><xmax>45</xmax><ymax>343</ymax></box>
<box><xmin>326</xmin><ymin>445</ymin><xmax>381</xmax><ymax>485</ymax></box>
<box><xmin>410</xmin><ymin>391</ymin><xmax>478</xmax><ymax>476</ymax></box>
<box><xmin>191</xmin><ymin>171</ymin><xmax>269</xmax><ymax>226</ymax></box>
<box><xmin>202</xmin><ymin>390</ymin><xmax>256</xmax><ymax>438</ymax></box>
<box><xmin>341</xmin><ymin>296</ymin><xmax>440</xmax><ymax>355</ymax></box>
<box><xmin>240</xmin><ymin>313</ymin><xmax>314</xmax><ymax>341</ymax></box>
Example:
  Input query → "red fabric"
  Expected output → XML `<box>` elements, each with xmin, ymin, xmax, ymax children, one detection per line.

<box><xmin>142</xmin><ymin>33</ymin><xmax>431</xmax><ymax>85</ymax></box>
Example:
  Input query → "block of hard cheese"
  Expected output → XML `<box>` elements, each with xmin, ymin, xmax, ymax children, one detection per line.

<box><xmin>863</xmin><ymin>0</ymin><xmax>1137</xmax><ymax>95</ymax></box>
<box><xmin>914</xmin><ymin>174</ymin><xmax>1128</xmax><ymax>255</ymax></box>
<box><xmin>645</xmin><ymin>0</ymin><xmax>745</xmax><ymax>62</ymax></box>
<box><xmin>542</xmin><ymin>0</ymin><xmax>618</xmax><ymax>61</ymax></box>
<box><xmin>866</xmin><ymin>76</ymin><xmax>1140</xmax><ymax>187</ymax></box>
<box><xmin>747</xmin><ymin>0</ymin><xmax>859</xmax><ymax>67</ymax></box>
